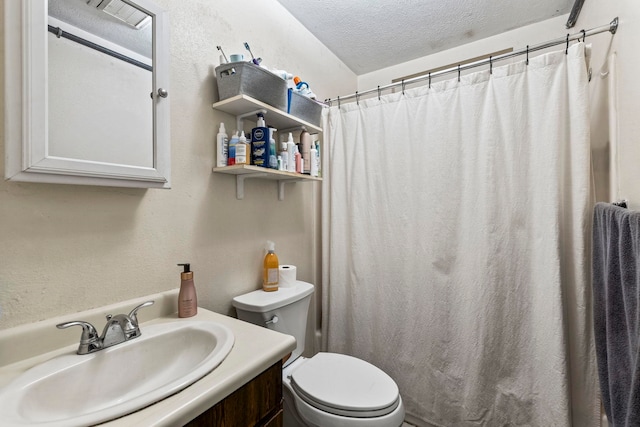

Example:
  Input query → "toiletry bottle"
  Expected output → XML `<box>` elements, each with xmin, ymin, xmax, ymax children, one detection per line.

<box><xmin>268</xmin><ymin>128</ymin><xmax>278</xmax><ymax>169</ymax></box>
<box><xmin>280</xmin><ymin>141</ymin><xmax>289</xmax><ymax>171</ymax></box>
<box><xmin>295</xmin><ymin>146</ymin><xmax>302</xmax><ymax>173</ymax></box>
<box><xmin>177</xmin><ymin>263</ymin><xmax>198</xmax><ymax>318</ymax></box>
<box><xmin>236</xmin><ymin>131</ymin><xmax>249</xmax><ymax>165</ymax></box>
<box><xmin>263</xmin><ymin>241</ymin><xmax>279</xmax><ymax>292</ymax></box>
<box><xmin>316</xmin><ymin>141</ymin><xmax>322</xmax><ymax>177</ymax></box>
<box><xmin>270</xmin><ymin>69</ymin><xmax>293</xmax><ymax>82</ymax></box>
<box><xmin>251</xmin><ymin>113</ymin><xmax>270</xmax><ymax>167</ymax></box>
<box><xmin>228</xmin><ymin>131</ymin><xmax>239</xmax><ymax>166</ymax></box>
<box><xmin>286</xmin><ymin>133</ymin><xmax>296</xmax><ymax>172</ymax></box>
<box><xmin>300</xmin><ymin>127</ymin><xmax>311</xmax><ymax>174</ymax></box>
<box><xmin>293</xmin><ymin>76</ymin><xmax>317</xmax><ymax>99</ymax></box>
<box><xmin>310</xmin><ymin>146</ymin><xmax>318</xmax><ymax>177</ymax></box>
<box><xmin>216</xmin><ymin>122</ymin><xmax>228</xmax><ymax>167</ymax></box>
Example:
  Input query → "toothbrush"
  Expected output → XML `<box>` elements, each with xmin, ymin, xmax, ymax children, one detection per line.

<box><xmin>216</xmin><ymin>46</ymin><xmax>229</xmax><ymax>63</ymax></box>
<box><xmin>243</xmin><ymin>42</ymin><xmax>262</xmax><ymax>65</ymax></box>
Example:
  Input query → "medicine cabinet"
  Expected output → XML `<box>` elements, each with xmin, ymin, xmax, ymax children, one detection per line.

<box><xmin>212</xmin><ymin>95</ymin><xmax>322</xmax><ymax>200</ymax></box>
<box><xmin>4</xmin><ymin>0</ymin><xmax>171</xmax><ymax>188</ymax></box>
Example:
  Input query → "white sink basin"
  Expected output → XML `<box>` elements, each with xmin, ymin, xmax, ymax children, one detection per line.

<box><xmin>0</xmin><ymin>320</ymin><xmax>234</xmax><ymax>427</ymax></box>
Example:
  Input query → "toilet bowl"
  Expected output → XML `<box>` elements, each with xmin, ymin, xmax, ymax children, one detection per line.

<box><xmin>282</xmin><ymin>354</ymin><xmax>405</xmax><ymax>427</ymax></box>
<box><xmin>232</xmin><ymin>281</ymin><xmax>405</xmax><ymax>427</ymax></box>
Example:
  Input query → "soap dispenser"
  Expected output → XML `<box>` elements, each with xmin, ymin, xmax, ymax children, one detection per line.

<box><xmin>177</xmin><ymin>263</ymin><xmax>197</xmax><ymax>318</ymax></box>
<box><xmin>263</xmin><ymin>241</ymin><xmax>279</xmax><ymax>292</ymax></box>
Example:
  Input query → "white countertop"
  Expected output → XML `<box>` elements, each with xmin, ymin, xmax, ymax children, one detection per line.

<box><xmin>0</xmin><ymin>290</ymin><xmax>297</xmax><ymax>426</ymax></box>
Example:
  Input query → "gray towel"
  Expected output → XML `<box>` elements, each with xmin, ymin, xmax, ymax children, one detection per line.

<box><xmin>593</xmin><ymin>202</ymin><xmax>640</xmax><ymax>426</ymax></box>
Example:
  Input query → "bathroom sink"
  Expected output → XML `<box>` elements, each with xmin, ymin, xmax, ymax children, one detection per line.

<box><xmin>0</xmin><ymin>320</ymin><xmax>234</xmax><ymax>427</ymax></box>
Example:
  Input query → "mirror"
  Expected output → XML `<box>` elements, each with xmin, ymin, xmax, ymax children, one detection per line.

<box><xmin>4</xmin><ymin>0</ymin><xmax>170</xmax><ymax>188</ymax></box>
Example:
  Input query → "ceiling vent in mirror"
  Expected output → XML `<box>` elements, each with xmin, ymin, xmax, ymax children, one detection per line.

<box><xmin>86</xmin><ymin>0</ymin><xmax>152</xmax><ymax>30</ymax></box>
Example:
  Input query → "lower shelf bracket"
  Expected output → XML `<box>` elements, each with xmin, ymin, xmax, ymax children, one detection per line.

<box><xmin>278</xmin><ymin>179</ymin><xmax>302</xmax><ymax>201</ymax></box>
<box><xmin>235</xmin><ymin>172</ymin><xmax>268</xmax><ymax>200</ymax></box>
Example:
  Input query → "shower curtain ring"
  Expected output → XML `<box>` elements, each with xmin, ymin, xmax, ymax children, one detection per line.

<box><xmin>489</xmin><ymin>56</ymin><xmax>493</xmax><ymax>74</ymax></box>
<box><xmin>458</xmin><ymin>64</ymin><xmax>461</xmax><ymax>82</ymax></box>
<box><xmin>377</xmin><ymin>85</ymin><xmax>381</xmax><ymax>100</ymax></box>
<box><xmin>401</xmin><ymin>80</ymin><xmax>405</xmax><ymax>95</ymax></box>
<box><xmin>356</xmin><ymin>91</ymin><xmax>359</xmax><ymax>105</ymax></box>
<box><xmin>526</xmin><ymin>45</ymin><xmax>529</xmax><ymax>65</ymax></box>
<box><xmin>428</xmin><ymin>72</ymin><xmax>431</xmax><ymax>89</ymax></box>
<box><xmin>565</xmin><ymin>33</ymin><xmax>570</xmax><ymax>54</ymax></box>
<box><xmin>337</xmin><ymin>96</ymin><xmax>341</xmax><ymax>108</ymax></box>
<box><xmin>581</xmin><ymin>29</ymin><xmax>586</xmax><ymax>42</ymax></box>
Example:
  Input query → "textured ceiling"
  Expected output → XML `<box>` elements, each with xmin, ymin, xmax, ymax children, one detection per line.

<box><xmin>48</xmin><ymin>0</ymin><xmax>152</xmax><ymax>59</ymax></box>
<box><xmin>276</xmin><ymin>0</ymin><xmax>574</xmax><ymax>75</ymax></box>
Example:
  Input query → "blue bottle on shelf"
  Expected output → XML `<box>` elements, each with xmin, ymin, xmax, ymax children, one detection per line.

<box><xmin>251</xmin><ymin>114</ymin><xmax>270</xmax><ymax>168</ymax></box>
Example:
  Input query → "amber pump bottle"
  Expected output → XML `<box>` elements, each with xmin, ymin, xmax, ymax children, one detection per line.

<box><xmin>263</xmin><ymin>241</ymin><xmax>279</xmax><ymax>292</ymax></box>
<box><xmin>178</xmin><ymin>263</ymin><xmax>197</xmax><ymax>318</ymax></box>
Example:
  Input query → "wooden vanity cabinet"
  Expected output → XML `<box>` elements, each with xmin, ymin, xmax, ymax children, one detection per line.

<box><xmin>184</xmin><ymin>360</ymin><xmax>283</xmax><ymax>427</ymax></box>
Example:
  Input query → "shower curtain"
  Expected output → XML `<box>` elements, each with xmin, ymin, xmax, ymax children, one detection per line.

<box><xmin>321</xmin><ymin>44</ymin><xmax>597</xmax><ymax>426</ymax></box>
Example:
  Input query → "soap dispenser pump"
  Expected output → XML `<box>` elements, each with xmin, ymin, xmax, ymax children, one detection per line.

<box><xmin>177</xmin><ymin>263</ymin><xmax>197</xmax><ymax>318</ymax></box>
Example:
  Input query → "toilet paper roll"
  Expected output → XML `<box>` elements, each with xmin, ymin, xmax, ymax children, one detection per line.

<box><xmin>279</xmin><ymin>265</ymin><xmax>297</xmax><ymax>288</ymax></box>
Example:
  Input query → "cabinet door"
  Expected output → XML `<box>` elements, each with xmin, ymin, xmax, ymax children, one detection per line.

<box><xmin>185</xmin><ymin>360</ymin><xmax>283</xmax><ymax>427</ymax></box>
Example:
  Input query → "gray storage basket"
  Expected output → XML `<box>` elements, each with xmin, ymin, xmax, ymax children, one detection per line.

<box><xmin>287</xmin><ymin>90</ymin><xmax>323</xmax><ymax>126</ymax></box>
<box><xmin>215</xmin><ymin>62</ymin><xmax>288</xmax><ymax>111</ymax></box>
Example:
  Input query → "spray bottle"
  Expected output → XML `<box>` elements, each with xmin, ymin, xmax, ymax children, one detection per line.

<box><xmin>216</xmin><ymin>122</ymin><xmax>228</xmax><ymax>167</ymax></box>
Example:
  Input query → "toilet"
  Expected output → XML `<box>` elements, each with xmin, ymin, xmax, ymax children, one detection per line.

<box><xmin>232</xmin><ymin>281</ymin><xmax>405</xmax><ymax>427</ymax></box>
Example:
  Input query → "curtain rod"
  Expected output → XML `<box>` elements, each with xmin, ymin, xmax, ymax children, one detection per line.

<box><xmin>47</xmin><ymin>25</ymin><xmax>153</xmax><ymax>72</ymax></box>
<box><xmin>325</xmin><ymin>17</ymin><xmax>618</xmax><ymax>105</ymax></box>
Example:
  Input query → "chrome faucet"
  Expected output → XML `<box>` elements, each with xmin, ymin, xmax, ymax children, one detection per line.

<box><xmin>57</xmin><ymin>300</ymin><xmax>154</xmax><ymax>355</ymax></box>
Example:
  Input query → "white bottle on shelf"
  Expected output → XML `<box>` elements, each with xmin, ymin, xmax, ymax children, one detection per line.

<box><xmin>216</xmin><ymin>122</ymin><xmax>228</xmax><ymax>167</ymax></box>
<box><xmin>286</xmin><ymin>133</ymin><xmax>296</xmax><ymax>173</ymax></box>
<box><xmin>310</xmin><ymin>147</ymin><xmax>318</xmax><ymax>177</ymax></box>
<box><xmin>280</xmin><ymin>141</ymin><xmax>289</xmax><ymax>171</ymax></box>
<box><xmin>236</xmin><ymin>131</ymin><xmax>249</xmax><ymax>165</ymax></box>
<box><xmin>300</xmin><ymin>127</ymin><xmax>311</xmax><ymax>174</ymax></box>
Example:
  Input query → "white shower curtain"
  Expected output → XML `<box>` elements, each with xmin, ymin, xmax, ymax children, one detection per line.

<box><xmin>321</xmin><ymin>44</ymin><xmax>597</xmax><ymax>426</ymax></box>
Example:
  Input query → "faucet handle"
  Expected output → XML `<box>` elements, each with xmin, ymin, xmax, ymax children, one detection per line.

<box><xmin>128</xmin><ymin>300</ymin><xmax>154</xmax><ymax>327</ymax></box>
<box><xmin>56</xmin><ymin>321</ymin><xmax>101</xmax><ymax>354</ymax></box>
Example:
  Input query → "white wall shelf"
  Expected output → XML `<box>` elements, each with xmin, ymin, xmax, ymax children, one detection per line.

<box><xmin>212</xmin><ymin>95</ymin><xmax>323</xmax><ymax>200</ymax></box>
<box><xmin>212</xmin><ymin>94</ymin><xmax>322</xmax><ymax>133</ymax></box>
<box><xmin>213</xmin><ymin>165</ymin><xmax>321</xmax><ymax>201</ymax></box>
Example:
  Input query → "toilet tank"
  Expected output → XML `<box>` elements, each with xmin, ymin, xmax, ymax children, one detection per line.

<box><xmin>232</xmin><ymin>281</ymin><xmax>314</xmax><ymax>365</ymax></box>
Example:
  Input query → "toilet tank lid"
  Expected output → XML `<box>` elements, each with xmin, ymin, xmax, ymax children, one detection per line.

<box><xmin>232</xmin><ymin>280</ymin><xmax>314</xmax><ymax>313</ymax></box>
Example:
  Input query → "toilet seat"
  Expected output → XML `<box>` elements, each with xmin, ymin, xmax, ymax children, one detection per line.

<box><xmin>290</xmin><ymin>352</ymin><xmax>400</xmax><ymax>418</ymax></box>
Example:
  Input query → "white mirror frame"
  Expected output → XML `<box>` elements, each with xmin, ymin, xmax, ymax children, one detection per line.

<box><xmin>4</xmin><ymin>0</ymin><xmax>171</xmax><ymax>188</ymax></box>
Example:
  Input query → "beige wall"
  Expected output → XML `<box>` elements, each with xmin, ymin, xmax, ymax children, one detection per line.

<box><xmin>0</xmin><ymin>0</ymin><xmax>356</xmax><ymax>331</ymax></box>
<box><xmin>579</xmin><ymin>1</ymin><xmax>640</xmax><ymax>209</ymax></box>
